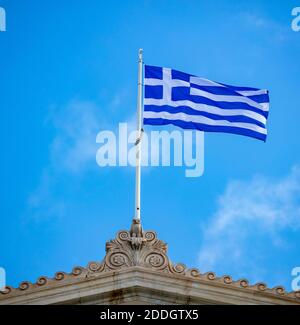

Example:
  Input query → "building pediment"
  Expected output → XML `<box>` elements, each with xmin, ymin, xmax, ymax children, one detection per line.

<box><xmin>1</xmin><ymin>221</ymin><xmax>300</xmax><ymax>305</ymax></box>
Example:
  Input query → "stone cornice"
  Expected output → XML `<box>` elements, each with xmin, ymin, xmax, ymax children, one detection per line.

<box><xmin>1</xmin><ymin>221</ymin><xmax>300</xmax><ymax>304</ymax></box>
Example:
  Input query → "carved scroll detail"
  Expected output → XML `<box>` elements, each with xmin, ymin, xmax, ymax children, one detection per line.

<box><xmin>1</xmin><ymin>220</ymin><xmax>299</xmax><ymax>303</ymax></box>
<box><xmin>87</xmin><ymin>221</ymin><xmax>178</xmax><ymax>275</ymax></box>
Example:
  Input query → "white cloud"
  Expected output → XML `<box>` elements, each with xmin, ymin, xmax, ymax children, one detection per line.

<box><xmin>241</xmin><ymin>12</ymin><xmax>291</xmax><ymax>43</ymax></box>
<box><xmin>26</xmin><ymin>99</ymin><xmax>105</xmax><ymax>220</ymax></box>
<box><xmin>26</xmin><ymin>97</ymin><xmax>130</xmax><ymax>220</ymax></box>
<box><xmin>48</xmin><ymin>99</ymin><xmax>104</xmax><ymax>173</ymax></box>
<box><xmin>25</xmin><ymin>86</ymin><xmax>159</xmax><ymax>221</ymax></box>
<box><xmin>198</xmin><ymin>166</ymin><xmax>300</xmax><ymax>284</ymax></box>
<box><xmin>243</xmin><ymin>13</ymin><xmax>269</xmax><ymax>28</ymax></box>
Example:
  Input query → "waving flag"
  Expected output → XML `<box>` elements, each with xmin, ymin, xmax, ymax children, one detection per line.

<box><xmin>143</xmin><ymin>65</ymin><xmax>269</xmax><ymax>141</ymax></box>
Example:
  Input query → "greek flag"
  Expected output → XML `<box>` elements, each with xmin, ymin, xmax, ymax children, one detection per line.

<box><xmin>143</xmin><ymin>65</ymin><xmax>269</xmax><ymax>141</ymax></box>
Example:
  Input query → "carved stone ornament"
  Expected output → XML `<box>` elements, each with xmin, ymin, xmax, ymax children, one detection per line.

<box><xmin>1</xmin><ymin>219</ymin><xmax>300</xmax><ymax>303</ymax></box>
<box><xmin>87</xmin><ymin>219</ymin><xmax>185</xmax><ymax>275</ymax></box>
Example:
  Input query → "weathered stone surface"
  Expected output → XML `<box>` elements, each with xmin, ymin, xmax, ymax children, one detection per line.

<box><xmin>1</xmin><ymin>220</ymin><xmax>300</xmax><ymax>305</ymax></box>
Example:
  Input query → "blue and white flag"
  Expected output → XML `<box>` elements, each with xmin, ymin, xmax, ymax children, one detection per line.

<box><xmin>143</xmin><ymin>65</ymin><xmax>269</xmax><ymax>141</ymax></box>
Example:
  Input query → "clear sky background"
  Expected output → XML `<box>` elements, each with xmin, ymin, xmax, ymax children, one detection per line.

<box><xmin>0</xmin><ymin>0</ymin><xmax>300</xmax><ymax>290</ymax></box>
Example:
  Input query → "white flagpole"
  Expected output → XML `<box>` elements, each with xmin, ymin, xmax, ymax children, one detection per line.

<box><xmin>134</xmin><ymin>48</ymin><xmax>143</xmax><ymax>221</ymax></box>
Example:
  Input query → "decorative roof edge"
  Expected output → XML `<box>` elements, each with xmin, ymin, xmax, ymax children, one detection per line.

<box><xmin>1</xmin><ymin>219</ymin><xmax>300</xmax><ymax>302</ymax></box>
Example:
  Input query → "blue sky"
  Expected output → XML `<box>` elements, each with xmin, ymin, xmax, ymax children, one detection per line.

<box><xmin>0</xmin><ymin>0</ymin><xmax>300</xmax><ymax>291</ymax></box>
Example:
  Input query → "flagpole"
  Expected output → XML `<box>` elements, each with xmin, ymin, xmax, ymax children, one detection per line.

<box><xmin>134</xmin><ymin>48</ymin><xmax>143</xmax><ymax>221</ymax></box>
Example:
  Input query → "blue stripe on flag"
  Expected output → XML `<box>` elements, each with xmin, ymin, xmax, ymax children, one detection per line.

<box><xmin>144</xmin><ymin>118</ymin><xmax>267</xmax><ymax>142</ymax></box>
<box><xmin>144</xmin><ymin>105</ymin><xmax>266</xmax><ymax>128</ymax></box>
<box><xmin>248</xmin><ymin>94</ymin><xmax>269</xmax><ymax>103</ymax></box>
<box><xmin>144</xmin><ymin>118</ymin><xmax>267</xmax><ymax>141</ymax></box>
<box><xmin>171</xmin><ymin>87</ymin><xmax>268</xmax><ymax>117</ymax></box>
<box><xmin>171</xmin><ymin>69</ymin><xmax>192</xmax><ymax>82</ymax></box>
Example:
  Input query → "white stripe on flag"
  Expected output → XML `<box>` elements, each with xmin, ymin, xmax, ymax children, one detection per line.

<box><xmin>143</xmin><ymin>111</ymin><xmax>267</xmax><ymax>135</ymax></box>
<box><xmin>190</xmin><ymin>87</ymin><xmax>266</xmax><ymax>110</ymax></box>
<box><xmin>144</xmin><ymin>98</ymin><xmax>267</xmax><ymax>124</ymax></box>
<box><xmin>190</xmin><ymin>76</ymin><xmax>225</xmax><ymax>87</ymax></box>
<box><xmin>237</xmin><ymin>89</ymin><xmax>268</xmax><ymax>97</ymax></box>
